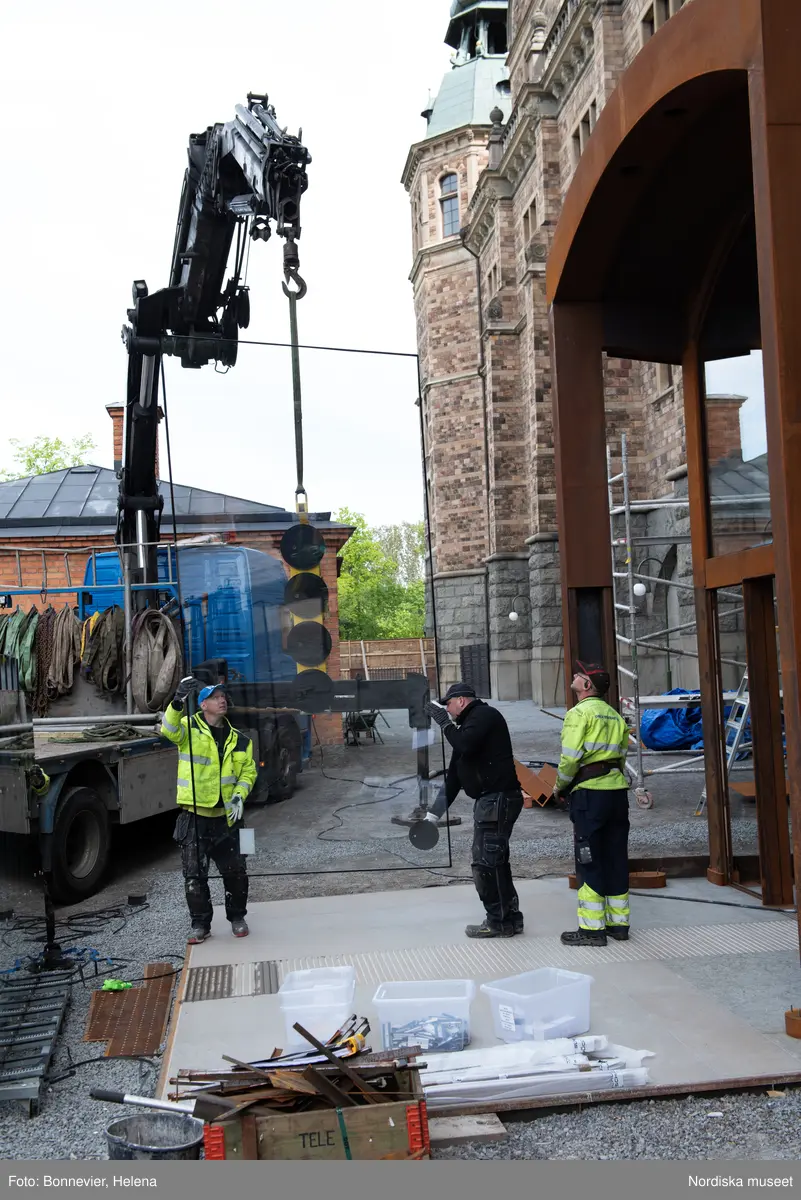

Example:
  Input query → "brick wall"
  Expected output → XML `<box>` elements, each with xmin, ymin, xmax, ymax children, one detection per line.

<box><xmin>705</xmin><ymin>394</ymin><xmax>745</xmax><ymax>465</ymax></box>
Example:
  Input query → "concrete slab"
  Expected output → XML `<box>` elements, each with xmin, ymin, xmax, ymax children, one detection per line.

<box><xmin>160</xmin><ymin>878</ymin><xmax>801</xmax><ymax>1106</ymax></box>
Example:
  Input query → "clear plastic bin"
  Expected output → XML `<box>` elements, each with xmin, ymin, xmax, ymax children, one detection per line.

<box><xmin>278</xmin><ymin>966</ymin><xmax>356</xmax><ymax>1051</ymax></box>
<box><xmin>481</xmin><ymin>968</ymin><xmax>593</xmax><ymax>1042</ymax></box>
<box><xmin>278</xmin><ymin>966</ymin><xmax>356</xmax><ymax>1007</ymax></box>
<box><xmin>372</xmin><ymin>980</ymin><xmax>475</xmax><ymax>1053</ymax></box>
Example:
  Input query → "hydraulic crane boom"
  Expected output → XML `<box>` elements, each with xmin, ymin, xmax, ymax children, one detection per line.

<box><xmin>118</xmin><ymin>93</ymin><xmax>311</xmax><ymax>588</ymax></box>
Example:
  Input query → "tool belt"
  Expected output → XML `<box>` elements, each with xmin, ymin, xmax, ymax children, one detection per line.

<box><xmin>564</xmin><ymin>758</ymin><xmax>625</xmax><ymax>796</ymax></box>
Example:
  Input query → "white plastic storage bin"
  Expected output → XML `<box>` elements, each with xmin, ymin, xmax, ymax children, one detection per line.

<box><xmin>481</xmin><ymin>969</ymin><xmax>593</xmax><ymax>1042</ymax></box>
<box><xmin>373</xmin><ymin>980</ymin><xmax>475</xmax><ymax>1053</ymax></box>
<box><xmin>278</xmin><ymin>966</ymin><xmax>356</xmax><ymax>1051</ymax></box>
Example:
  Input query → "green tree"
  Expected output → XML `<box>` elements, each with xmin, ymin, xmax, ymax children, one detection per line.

<box><xmin>376</xmin><ymin>520</ymin><xmax>425</xmax><ymax>585</ymax></box>
<box><xmin>335</xmin><ymin>508</ymin><xmax>427</xmax><ymax>640</ymax></box>
<box><xmin>0</xmin><ymin>434</ymin><xmax>96</xmax><ymax>480</ymax></box>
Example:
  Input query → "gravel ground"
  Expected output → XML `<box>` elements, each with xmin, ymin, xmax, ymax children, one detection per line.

<box><xmin>431</xmin><ymin>1089</ymin><xmax>801</xmax><ymax>1160</ymax></box>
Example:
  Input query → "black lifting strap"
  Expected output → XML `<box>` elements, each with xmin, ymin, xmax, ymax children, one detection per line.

<box><xmin>282</xmin><ymin>237</ymin><xmax>308</xmax><ymax>515</ymax></box>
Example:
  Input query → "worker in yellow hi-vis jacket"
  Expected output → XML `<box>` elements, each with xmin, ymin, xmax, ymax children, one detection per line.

<box><xmin>553</xmin><ymin>661</ymin><xmax>630</xmax><ymax>948</ymax></box>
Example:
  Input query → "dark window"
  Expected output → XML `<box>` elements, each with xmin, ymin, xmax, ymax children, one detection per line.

<box><xmin>440</xmin><ymin>174</ymin><xmax>460</xmax><ymax>238</ymax></box>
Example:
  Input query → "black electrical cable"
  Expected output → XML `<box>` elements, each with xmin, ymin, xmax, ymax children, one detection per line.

<box><xmin>630</xmin><ymin>890</ymin><xmax>797</xmax><ymax>916</ymax></box>
<box><xmin>167</xmin><ymin>332</ymin><xmax>418</xmax><ymax>360</ymax></box>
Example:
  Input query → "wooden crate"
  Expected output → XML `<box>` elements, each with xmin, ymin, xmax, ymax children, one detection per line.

<box><xmin>203</xmin><ymin>1068</ymin><xmax>430</xmax><ymax>1161</ymax></box>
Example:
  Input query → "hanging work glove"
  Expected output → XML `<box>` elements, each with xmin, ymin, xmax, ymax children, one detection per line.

<box><xmin>424</xmin><ymin>701</ymin><xmax>452</xmax><ymax>730</ymax></box>
<box><xmin>172</xmin><ymin>676</ymin><xmax>199</xmax><ymax>710</ymax></box>
<box><xmin>224</xmin><ymin>792</ymin><xmax>245</xmax><ymax>828</ymax></box>
<box><xmin>423</xmin><ymin>811</ymin><xmax>439</xmax><ymax>825</ymax></box>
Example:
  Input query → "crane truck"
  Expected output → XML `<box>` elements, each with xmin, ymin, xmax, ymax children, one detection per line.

<box><xmin>0</xmin><ymin>93</ymin><xmax>430</xmax><ymax>903</ymax></box>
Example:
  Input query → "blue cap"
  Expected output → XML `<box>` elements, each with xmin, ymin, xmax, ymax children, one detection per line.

<box><xmin>198</xmin><ymin>684</ymin><xmax>225</xmax><ymax>704</ymax></box>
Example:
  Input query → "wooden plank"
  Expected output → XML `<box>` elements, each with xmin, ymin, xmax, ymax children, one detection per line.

<box><xmin>429</xmin><ymin>1114</ymin><xmax>507</xmax><ymax>1148</ymax></box>
<box><xmin>705</xmin><ymin>545</ymin><xmax>775</xmax><ymax>590</ymax></box>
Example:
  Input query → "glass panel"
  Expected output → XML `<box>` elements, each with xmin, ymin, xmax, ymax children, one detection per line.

<box><xmin>703</xmin><ymin>351</ymin><xmax>771</xmax><ymax>557</ymax></box>
<box><xmin>440</xmin><ymin>173</ymin><xmax>457</xmax><ymax>196</ymax></box>
<box><xmin>442</xmin><ymin>196</ymin><xmax>460</xmax><ymax>238</ymax></box>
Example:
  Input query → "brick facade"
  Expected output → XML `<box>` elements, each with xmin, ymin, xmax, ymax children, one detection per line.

<box><xmin>404</xmin><ymin>0</ymin><xmax>697</xmax><ymax>701</ymax></box>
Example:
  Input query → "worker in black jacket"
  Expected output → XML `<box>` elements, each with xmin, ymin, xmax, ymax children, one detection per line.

<box><xmin>425</xmin><ymin>683</ymin><xmax>524</xmax><ymax>939</ymax></box>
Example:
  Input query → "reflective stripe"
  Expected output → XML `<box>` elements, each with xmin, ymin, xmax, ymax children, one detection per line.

<box><xmin>577</xmin><ymin>910</ymin><xmax>605</xmax><ymax>930</ymax></box>
<box><xmin>561</xmin><ymin>746</ymin><xmax>583</xmax><ymax>760</ymax></box>
<box><xmin>176</xmin><ymin>778</ymin><xmax>191</xmax><ymax>788</ymax></box>
<box><xmin>162</xmin><ymin>719</ymin><xmax>180</xmax><ymax>734</ymax></box>
<box><xmin>606</xmin><ymin>911</ymin><xmax>630</xmax><ymax>926</ymax></box>
<box><xmin>583</xmin><ymin>741</ymin><xmax>623</xmax><ymax>754</ymax></box>
<box><xmin>605</xmin><ymin>893</ymin><xmax>630</xmax><ymax>925</ymax></box>
<box><xmin>178</xmin><ymin>753</ymin><xmax>212</xmax><ymax>766</ymax></box>
<box><xmin>236</xmin><ymin>780</ymin><xmax>252</xmax><ymax>796</ymax></box>
<box><xmin>577</xmin><ymin>883</ymin><xmax>605</xmax><ymax>928</ymax></box>
<box><xmin>221</xmin><ymin>775</ymin><xmax>237</xmax><ymax>786</ymax></box>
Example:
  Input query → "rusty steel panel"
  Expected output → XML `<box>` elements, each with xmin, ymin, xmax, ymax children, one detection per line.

<box><xmin>750</xmin><ymin>2</ymin><xmax>801</xmax><ymax>955</ymax></box>
<box><xmin>743</xmin><ymin>576</ymin><xmax>793</xmax><ymax>906</ymax></box>
<box><xmin>705</xmin><ymin>546</ymin><xmax>775</xmax><ymax>590</ymax></box>
<box><xmin>85</xmin><ymin>963</ymin><xmax>175</xmax><ymax>1056</ymax></box>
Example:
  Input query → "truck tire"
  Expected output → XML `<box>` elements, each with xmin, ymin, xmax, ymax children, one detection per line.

<box><xmin>267</xmin><ymin>723</ymin><xmax>301</xmax><ymax>803</ymax></box>
<box><xmin>50</xmin><ymin>787</ymin><xmax>111</xmax><ymax>903</ymax></box>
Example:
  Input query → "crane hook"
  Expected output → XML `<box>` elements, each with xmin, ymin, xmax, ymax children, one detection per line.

<box><xmin>282</xmin><ymin>237</ymin><xmax>307</xmax><ymax>301</ymax></box>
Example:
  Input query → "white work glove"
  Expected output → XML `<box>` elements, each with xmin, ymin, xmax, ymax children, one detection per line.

<box><xmin>224</xmin><ymin>794</ymin><xmax>245</xmax><ymax>828</ymax></box>
<box><xmin>424</xmin><ymin>811</ymin><xmax>439</xmax><ymax>825</ymax></box>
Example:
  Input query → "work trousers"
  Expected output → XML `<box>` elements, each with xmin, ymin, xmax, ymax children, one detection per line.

<box><xmin>471</xmin><ymin>790</ymin><xmax>524</xmax><ymax>931</ymax></box>
<box><xmin>173</xmin><ymin>809</ymin><xmax>248</xmax><ymax>927</ymax></box>
<box><xmin>569</xmin><ymin>787</ymin><xmax>630</xmax><ymax>931</ymax></box>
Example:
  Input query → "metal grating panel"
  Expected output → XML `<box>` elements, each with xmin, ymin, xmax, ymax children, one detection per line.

<box><xmin>183</xmin><ymin>960</ymin><xmax>280</xmax><ymax>1003</ymax></box>
<box><xmin>276</xmin><ymin>919</ymin><xmax>799</xmax><ymax>985</ymax></box>
<box><xmin>0</xmin><ymin>972</ymin><xmax>70</xmax><ymax>1114</ymax></box>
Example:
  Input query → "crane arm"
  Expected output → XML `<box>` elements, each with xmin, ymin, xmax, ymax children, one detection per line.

<box><xmin>118</xmin><ymin>94</ymin><xmax>310</xmax><ymax>587</ymax></box>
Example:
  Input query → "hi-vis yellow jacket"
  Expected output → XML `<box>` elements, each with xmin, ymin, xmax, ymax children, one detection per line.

<box><xmin>160</xmin><ymin>703</ymin><xmax>257</xmax><ymax>815</ymax></box>
<box><xmin>555</xmin><ymin>696</ymin><xmax>629</xmax><ymax>794</ymax></box>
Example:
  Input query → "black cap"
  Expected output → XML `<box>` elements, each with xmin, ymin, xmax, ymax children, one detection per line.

<box><xmin>575</xmin><ymin>660</ymin><xmax>610</xmax><ymax>695</ymax></box>
<box><xmin>439</xmin><ymin>682</ymin><xmax>477</xmax><ymax>704</ymax></box>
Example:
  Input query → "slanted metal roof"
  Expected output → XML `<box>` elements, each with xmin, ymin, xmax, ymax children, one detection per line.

<box><xmin>0</xmin><ymin>466</ymin><xmax>349</xmax><ymax>538</ymax></box>
<box><xmin>425</xmin><ymin>56</ymin><xmax>510</xmax><ymax>139</ymax></box>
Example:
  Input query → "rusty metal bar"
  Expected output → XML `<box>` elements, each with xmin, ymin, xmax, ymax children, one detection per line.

<box><xmin>749</xmin><ymin>0</ymin><xmax>801</xmax><ymax>953</ymax></box>
<box><xmin>743</xmin><ymin>576</ymin><xmax>793</xmax><ymax>906</ymax></box>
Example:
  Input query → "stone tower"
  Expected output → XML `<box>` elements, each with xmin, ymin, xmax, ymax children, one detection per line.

<box><xmin>401</xmin><ymin>1</ymin><xmax>515</xmax><ymax>698</ymax></box>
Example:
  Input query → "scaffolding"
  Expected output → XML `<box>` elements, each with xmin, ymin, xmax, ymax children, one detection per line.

<box><xmin>607</xmin><ymin>435</ymin><xmax>752</xmax><ymax>809</ymax></box>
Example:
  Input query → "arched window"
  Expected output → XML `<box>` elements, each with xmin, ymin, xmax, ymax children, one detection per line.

<box><xmin>440</xmin><ymin>173</ymin><xmax>460</xmax><ymax>238</ymax></box>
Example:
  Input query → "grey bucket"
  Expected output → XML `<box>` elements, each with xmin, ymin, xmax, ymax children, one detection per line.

<box><xmin>105</xmin><ymin>1113</ymin><xmax>205</xmax><ymax>1161</ymax></box>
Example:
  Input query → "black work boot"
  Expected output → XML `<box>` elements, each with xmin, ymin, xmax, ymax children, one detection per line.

<box><xmin>605</xmin><ymin>926</ymin><xmax>629</xmax><ymax>941</ymax></box>
<box><xmin>187</xmin><ymin>924</ymin><xmax>210</xmax><ymax>945</ymax></box>
<box><xmin>560</xmin><ymin>929</ymin><xmax>607</xmax><ymax>947</ymax></box>
<box><xmin>466</xmin><ymin>922</ymin><xmax>515</xmax><ymax>939</ymax></box>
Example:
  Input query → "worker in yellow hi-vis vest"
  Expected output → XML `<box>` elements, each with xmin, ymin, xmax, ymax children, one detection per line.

<box><xmin>553</xmin><ymin>661</ymin><xmax>630</xmax><ymax>948</ymax></box>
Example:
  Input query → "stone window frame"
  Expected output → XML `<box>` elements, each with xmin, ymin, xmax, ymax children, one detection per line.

<box><xmin>654</xmin><ymin>362</ymin><xmax>676</xmax><ymax>399</ymax></box>
<box><xmin>522</xmin><ymin>196</ymin><xmax>538</xmax><ymax>248</ymax></box>
<box><xmin>640</xmin><ymin>0</ymin><xmax>686</xmax><ymax>46</ymax></box>
<box><xmin>439</xmin><ymin>172</ymin><xmax>460</xmax><ymax>239</ymax></box>
<box><xmin>571</xmin><ymin>100</ymin><xmax>598</xmax><ymax>167</ymax></box>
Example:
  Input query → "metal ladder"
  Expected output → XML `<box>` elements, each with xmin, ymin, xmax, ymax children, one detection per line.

<box><xmin>696</xmin><ymin>670</ymin><xmax>750</xmax><ymax>816</ymax></box>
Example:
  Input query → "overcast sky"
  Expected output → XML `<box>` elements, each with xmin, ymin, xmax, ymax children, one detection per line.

<box><xmin>0</xmin><ymin>1</ymin><xmax>453</xmax><ymax>526</ymax></box>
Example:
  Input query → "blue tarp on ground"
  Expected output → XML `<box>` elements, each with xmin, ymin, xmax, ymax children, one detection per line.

<box><xmin>640</xmin><ymin>690</ymin><xmax>704</xmax><ymax>750</ymax></box>
<box><xmin>639</xmin><ymin>689</ymin><xmax>753</xmax><ymax>756</ymax></box>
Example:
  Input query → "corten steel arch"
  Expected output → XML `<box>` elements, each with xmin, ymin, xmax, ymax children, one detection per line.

<box><xmin>546</xmin><ymin>0</ymin><xmax>801</xmax><ymax>938</ymax></box>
